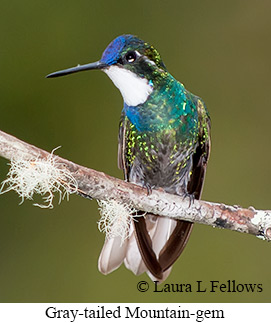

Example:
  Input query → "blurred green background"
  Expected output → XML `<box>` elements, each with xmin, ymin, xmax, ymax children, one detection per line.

<box><xmin>0</xmin><ymin>0</ymin><xmax>270</xmax><ymax>302</ymax></box>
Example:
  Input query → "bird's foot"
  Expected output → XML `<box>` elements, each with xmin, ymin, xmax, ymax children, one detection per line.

<box><xmin>182</xmin><ymin>192</ymin><xmax>195</xmax><ymax>207</ymax></box>
<box><xmin>143</xmin><ymin>182</ymin><xmax>153</xmax><ymax>195</ymax></box>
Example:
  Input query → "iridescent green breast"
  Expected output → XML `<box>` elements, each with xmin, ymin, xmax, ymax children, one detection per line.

<box><xmin>124</xmin><ymin>75</ymin><xmax>198</xmax><ymax>134</ymax></box>
<box><xmin>119</xmin><ymin>75</ymin><xmax>210</xmax><ymax>193</ymax></box>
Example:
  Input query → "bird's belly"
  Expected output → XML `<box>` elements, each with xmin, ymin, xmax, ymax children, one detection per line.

<box><xmin>128</xmin><ymin>137</ymin><xmax>195</xmax><ymax>195</ymax></box>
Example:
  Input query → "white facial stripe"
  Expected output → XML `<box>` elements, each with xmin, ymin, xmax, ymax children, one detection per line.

<box><xmin>104</xmin><ymin>66</ymin><xmax>153</xmax><ymax>106</ymax></box>
<box><xmin>135</xmin><ymin>50</ymin><xmax>142</xmax><ymax>57</ymax></box>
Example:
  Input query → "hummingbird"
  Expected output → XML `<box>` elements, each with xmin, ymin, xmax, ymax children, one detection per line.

<box><xmin>47</xmin><ymin>35</ymin><xmax>211</xmax><ymax>282</ymax></box>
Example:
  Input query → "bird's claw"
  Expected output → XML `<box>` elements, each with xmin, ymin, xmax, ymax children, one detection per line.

<box><xmin>182</xmin><ymin>192</ymin><xmax>195</xmax><ymax>207</ymax></box>
<box><xmin>143</xmin><ymin>182</ymin><xmax>152</xmax><ymax>195</ymax></box>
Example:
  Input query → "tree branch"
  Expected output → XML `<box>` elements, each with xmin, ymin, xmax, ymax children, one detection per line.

<box><xmin>1</xmin><ymin>129</ymin><xmax>271</xmax><ymax>241</ymax></box>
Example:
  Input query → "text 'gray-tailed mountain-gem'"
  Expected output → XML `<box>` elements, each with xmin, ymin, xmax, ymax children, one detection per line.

<box><xmin>47</xmin><ymin>34</ymin><xmax>211</xmax><ymax>282</ymax></box>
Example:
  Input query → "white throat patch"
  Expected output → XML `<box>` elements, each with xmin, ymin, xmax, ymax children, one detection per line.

<box><xmin>104</xmin><ymin>66</ymin><xmax>153</xmax><ymax>106</ymax></box>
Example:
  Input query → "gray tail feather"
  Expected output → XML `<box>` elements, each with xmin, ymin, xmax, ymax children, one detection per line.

<box><xmin>98</xmin><ymin>214</ymin><xmax>193</xmax><ymax>282</ymax></box>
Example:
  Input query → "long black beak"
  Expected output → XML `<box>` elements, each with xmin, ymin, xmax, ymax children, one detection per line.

<box><xmin>46</xmin><ymin>61</ymin><xmax>107</xmax><ymax>78</ymax></box>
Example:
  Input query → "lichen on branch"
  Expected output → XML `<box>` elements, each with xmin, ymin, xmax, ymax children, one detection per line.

<box><xmin>0</xmin><ymin>148</ymin><xmax>78</xmax><ymax>208</ymax></box>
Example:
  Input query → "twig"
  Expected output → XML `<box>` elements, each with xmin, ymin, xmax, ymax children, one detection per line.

<box><xmin>0</xmin><ymin>129</ymin><xmax>271</xmax><ymax>241</ymax></box>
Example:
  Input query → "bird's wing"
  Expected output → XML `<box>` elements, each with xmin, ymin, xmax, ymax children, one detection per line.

<box><xmin>187</xmin><ymin>98</ymin><xmax>211</xmax><ymax>199</ymax></box>
<box><xmin>117</xmin><ymin>111</ymin><xmax>128</xmax><ymax>178</ymax></box>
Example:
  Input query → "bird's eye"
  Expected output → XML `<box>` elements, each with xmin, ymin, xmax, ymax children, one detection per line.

<box><xmin>125</xmin><ymin>51</ymin><xmax>137</xmax><ymax>63</ymax></box>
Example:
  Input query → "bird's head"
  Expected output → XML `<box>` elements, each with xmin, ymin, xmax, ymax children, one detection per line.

<box><xmin>47</xmin><ymin>35</ymin><xmax>168</xmax><ymax>106</ymax></box>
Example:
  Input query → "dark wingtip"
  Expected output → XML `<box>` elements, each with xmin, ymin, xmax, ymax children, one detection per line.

<box><xmin>133</xmin><ymin>215</ymin><xmax>163</xmax><ymax>280</ymax></box>
<box><xmin>159</xmin><ymin>221</ymin><xmax>193</xmax><ymax>272</ymax></box>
